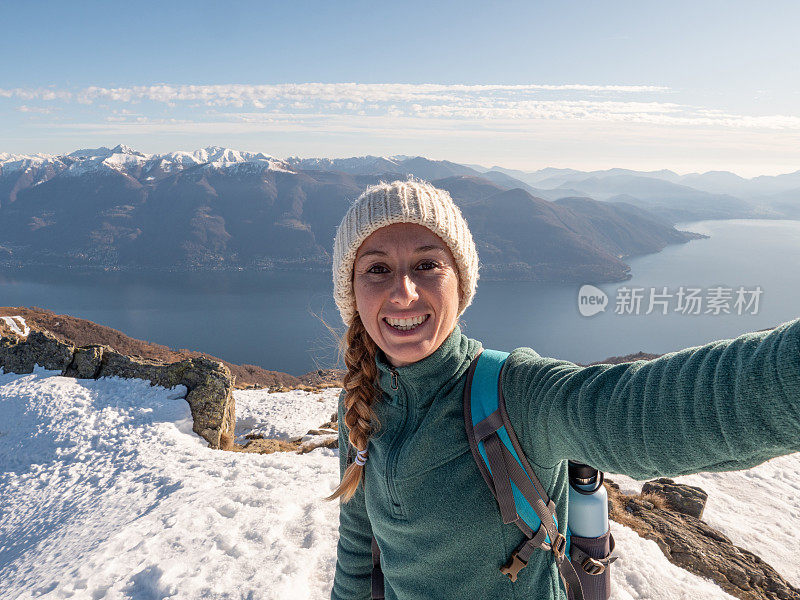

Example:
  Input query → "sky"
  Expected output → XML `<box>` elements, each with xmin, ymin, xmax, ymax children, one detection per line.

<box><xmin>2</xmin><ymin>0</ymin><xmax>799</xmax><ymax>177</ymax></box>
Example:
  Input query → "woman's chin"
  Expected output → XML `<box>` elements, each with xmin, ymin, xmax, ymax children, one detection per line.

<box><xmin>380</xmin><ymin>321</ymin><xmax>437</xmax><ymax>365</ymax></box>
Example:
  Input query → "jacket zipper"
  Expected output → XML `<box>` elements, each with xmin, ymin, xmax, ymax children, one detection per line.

<box><xmin>386</xmin><ymin>366</ymin><xmax>408</xmax><ymax>516</ymax></box>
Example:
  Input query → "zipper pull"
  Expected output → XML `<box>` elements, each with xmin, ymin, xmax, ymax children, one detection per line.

<box><xmin>390</xmin><ymin>367</ymin><xmax>399</xmax><ymax>390</ymax></box>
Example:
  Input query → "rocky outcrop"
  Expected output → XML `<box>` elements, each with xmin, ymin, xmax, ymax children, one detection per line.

<box><xmin>1</xmin><ymin>306</ymin><xmax>342</xmax><ymax>390</ymax></box>
<box><xmin>641</xmin><ymin>478</ymin><xmax>709</xmax><ymax>519</ymax></box>
<box><xmin>607</xmin><ymin>478</ymin><xmax>799</xmax><ymax>600</ymax></box>
<box><xmin>0</xmin><ymin>326</ymin><xmax>235</xmax><ymax>449</ymax></box>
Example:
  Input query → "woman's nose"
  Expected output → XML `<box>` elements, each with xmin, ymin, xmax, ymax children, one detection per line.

<box><xmin>390</xmin><ymin>272</ymin><xmax>419</xmax><ymax>304</ymax></box>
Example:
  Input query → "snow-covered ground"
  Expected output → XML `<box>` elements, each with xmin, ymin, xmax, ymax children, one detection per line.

<box><xmin>232</xmin><ymin>387</ymin><xmax>338</xmax><ymax>443</ymax></box>
<box><xmin>610</xmin><ymin>453</ymin><xmax>800</xmax><ymax>588</ymax></box>
<box><xmin>0</xmin><ymin>367</ymin><xmax>796</xmax><ymax>599</ymax></box>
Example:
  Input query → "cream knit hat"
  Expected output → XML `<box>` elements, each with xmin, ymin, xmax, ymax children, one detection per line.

<box><xmin>332</xmin><ymin>177</ymin><xmax>480</xmax><ymax>326</ymax></box>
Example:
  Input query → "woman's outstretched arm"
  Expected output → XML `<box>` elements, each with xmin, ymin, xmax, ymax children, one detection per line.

<box><xmin>501</xmin><ymin>317</ymin><xmax>800</xmax><ymax>480</ymax></box>
<box><xmin>330</xmin><ymin>390</ymin><xmax>373</xmax><ymax>600</ymax></box>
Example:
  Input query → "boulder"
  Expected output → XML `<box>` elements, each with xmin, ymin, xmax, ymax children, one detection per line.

<box><xmin>0</xmin><ymin>329</ymin><xmax>74</xmax><ymax>373</ymax></box>
<box><xmin>641</xmin><ymin>477</ymin><xmax>708</xmax><ymax>519</ymax></box>
<box><xmin>64</xmin><ymin>344</ymin><xmax>104</xmax><ymax>378</ymax></box>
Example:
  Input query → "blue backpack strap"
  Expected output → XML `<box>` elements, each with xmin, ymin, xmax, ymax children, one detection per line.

<box><xmin>464</xmin><ymin>349</ymin><xmax>585</xmax><ymax>600</ymax></box>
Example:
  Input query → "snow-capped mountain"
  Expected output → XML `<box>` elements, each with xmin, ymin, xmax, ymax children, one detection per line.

<box><xmin>282</xmin><ymin>155</ymin><xmax>406</xmax><ymax>175</ymax></box>
<box><xmin>0</xmin><ymin>145</ymin><xmax>294</xmax><ymax>185</ymax></box>
<box><xmin>0</xmin><ymin>144</ymin><xmax>796</xmax><ymax>274</ymax></box>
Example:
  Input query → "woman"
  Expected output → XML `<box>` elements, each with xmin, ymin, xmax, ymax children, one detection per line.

<box><xmin>325</xmin><ymin>177</ymin><xmax>800</xmax><ymax>600</ymax></box>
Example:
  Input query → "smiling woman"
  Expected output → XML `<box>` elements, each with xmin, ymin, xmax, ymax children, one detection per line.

<box><xmin>323</xmin><ymin>178</ymin><xmax>800</xmax><ymax>600</ymax></box>
<box><xmin>353</xmin><ymin>224</ymin><xmax>462</xmax><ymax>368</ymax></box>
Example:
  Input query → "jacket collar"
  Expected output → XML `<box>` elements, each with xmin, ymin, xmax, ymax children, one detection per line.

<box><xmin>374</xmin><ymin>323</ymin><xmax>483</xmax><ymax>407</ymax></box>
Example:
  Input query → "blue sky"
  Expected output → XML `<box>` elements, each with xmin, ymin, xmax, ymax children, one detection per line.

<box><xmin>2</xmin><ymin>0</ymin><xmax>799</xmax><ymax>176</ymax></box>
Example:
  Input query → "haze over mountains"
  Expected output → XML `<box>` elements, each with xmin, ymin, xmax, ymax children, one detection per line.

<box><xmin>1</xmin><ymin>145</ymin><xmax>798</xmax><ymax>282</ymax></box>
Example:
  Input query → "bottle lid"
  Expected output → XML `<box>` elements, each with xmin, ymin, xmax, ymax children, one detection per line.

<box><xmin>568</xmin><ymin>461</ymin><xmax>599</xmax><ymax>485</ymax></box>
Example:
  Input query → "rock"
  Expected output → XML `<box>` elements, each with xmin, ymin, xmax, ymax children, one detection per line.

<box><xmin>298</xmin><ymin>434</ymin><xmax>338</xmax><ymax>454</ymax></box>
<box><xmin>642</xmin><ymin>477</ymin><xmax>708</xmax><ymax>519</ymax></box>
<box><xmin>64</xmin><ymin>344</ymin><xmax>104</xmax><ymax>378</ymax></box>
<box><xmin>159</xmin><ymin>357</ymin><xmax>236</xmax><ymax>451</ymax></box>
<box><xmin>0</xmin><ymin>329</ymin><xmax>74</xmax><ymax>373</ymax></box>
<box><xmin>606</xmin><ymin>478</ymin><xmax>800</xmax><ymax>600</ymax></box>
<box><xmin>306</xmin><ymin>428</ymin><xmax>337</xmax><ymax>436</ymax></box>
<box><xmin>1</xmin><ymin>325</ymin><xmax>235</xmax><ymax>450</ymax></box>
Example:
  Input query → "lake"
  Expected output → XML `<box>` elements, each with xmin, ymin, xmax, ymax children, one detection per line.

<box><xmin>1</xmin><ymin>219</ymin><xmax>799</xmax><ymax>376</ymax></box>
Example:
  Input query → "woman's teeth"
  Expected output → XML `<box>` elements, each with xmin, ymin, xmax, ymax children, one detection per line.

<box><xmin>385</xmin><ymin>314</ymin><xmax>429</xmax><ymax>331</ymax></box>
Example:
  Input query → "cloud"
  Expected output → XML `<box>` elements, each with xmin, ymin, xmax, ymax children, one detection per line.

<box><xmin>17</xmin><ymin>105</ymin><xmax>55</xmax><ymax>114</ymax></box>
<box><xmin>72</xmin><ymin>82</ymin><xmax>668</xmax><ymax>106</ymax></box>
<box><xmin>0</xmin><ymin>87</ymin><xmax>72</xmax><ymax>101</ymax></box>
<box><xmin>4</xmin><ymin>82</ymin><xmax>800</xmax><ymax>132</ymax></box>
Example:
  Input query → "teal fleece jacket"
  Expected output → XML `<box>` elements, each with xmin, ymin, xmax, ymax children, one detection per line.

<box><xmin>331</xmin><ymin>318</ymin><xmax>800</xmax><ymax>600</ymax></box>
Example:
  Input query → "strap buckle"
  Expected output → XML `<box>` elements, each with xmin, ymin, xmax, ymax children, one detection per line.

<box><xmin>500</xmin><ymin>550</ymin><xmax>528</xmax><ymax>582</ymax></box>
<box><xmin>550</xmin><ymin>532</ymin><xmax>567</xmax><ymax>562</ymax></box>
<box><xmin>581</xmin><ymin>556</ymin><xmax>606</xmax><ymax>575</ymax></box>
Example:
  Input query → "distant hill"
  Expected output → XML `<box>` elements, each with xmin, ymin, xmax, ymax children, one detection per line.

<box><xmin>444</xmin><ymin>187</ymin><xmax>701</xmax><ymax>282</ymax></box>
<box><xmin>0</xmin><ymin>145</ymin><xmax>750</xmax><ymax>282</ymax></box>
<box><xmin>475</xmin><ymin>164</ymin><xmax>800</xmax><ymax>219</ymax></box>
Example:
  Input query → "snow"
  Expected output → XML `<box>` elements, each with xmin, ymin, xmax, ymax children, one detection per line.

<box><xmin>609</xmin><ymin>523</ymin><xmax>734</xmax><ymax>600</ymax></box>
<box><xmin>0</xmin><ymin>368</ymin><xmax>340</xmax><ymax>600</ymax></box>
<box><xmin>1</xmin><ymin>146</ymin><xmax>294</xmax><ymax>182</ymax></box>
<box><xmin>232</xmin><ymin>387</ymin><xmax>339</xmax><ymax>442</ymax></box>
<box><xmin>609</xmin><ymin>452</ymin><xmax>800</xmax><ymax>588</ymax></box>
<box><xmin>0</xmin><ymin>315</ymin><xmax>29</xmax><ymax>336</ymax></box>
<box><xmin>0</xmin><ymin>153</ymin><xmax>65</xmax><ymax>176</ymax></box>
<box><xmin>0</xmin><ymin>367</ymin><xmax>792</xmax><ymax>599</ymax></box>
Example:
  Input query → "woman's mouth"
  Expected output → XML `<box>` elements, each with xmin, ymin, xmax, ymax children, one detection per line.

<box><xmin>383</xmin><ymin>314</ymin><xmax>430</xmax><ymax>333</ymax></box>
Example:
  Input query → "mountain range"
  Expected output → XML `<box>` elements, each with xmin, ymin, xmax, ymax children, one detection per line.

<box><xmin>1</xmin><ymin>145</ymin><xmax>797</xmax><ymax>282</ymax></box>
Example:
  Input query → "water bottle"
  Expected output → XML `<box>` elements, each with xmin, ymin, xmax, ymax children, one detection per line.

<box><xmin>567</xmin><ymin>461</ymin><xmax>609</xmax><ymax>537</ymax></box>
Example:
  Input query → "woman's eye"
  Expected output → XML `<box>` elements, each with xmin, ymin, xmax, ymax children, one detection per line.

<box><xmin>365</xmin><ymin>261</ymin><xmax>437</xmax><ymax>274</ymax></box>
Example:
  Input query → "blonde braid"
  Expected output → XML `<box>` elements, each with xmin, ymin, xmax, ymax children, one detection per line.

<box><xmin>325</xmin><ymin>313</ymin><xmax>381</xmax><ymax>502</ymax></box>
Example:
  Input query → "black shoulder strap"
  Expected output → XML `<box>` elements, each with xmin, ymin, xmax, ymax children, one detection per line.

<box><xmin>371</xmin><ymin>536</ymin><xmax>384</xmax><ymax>599</ymax></box>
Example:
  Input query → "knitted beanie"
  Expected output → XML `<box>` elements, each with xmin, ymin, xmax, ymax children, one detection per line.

<box><xmin>332</xmin><ymin>177</ymin><xmax>480</xmax><ymax>326</ymax></box>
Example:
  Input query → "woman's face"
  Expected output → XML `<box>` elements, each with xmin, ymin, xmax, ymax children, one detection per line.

<box><xmin>353</xmin><ymin>223</ymin><xmax>461</xmax><ymax>368</ymax></box>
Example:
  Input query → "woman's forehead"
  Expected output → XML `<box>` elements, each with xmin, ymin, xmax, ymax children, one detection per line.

<box><xmin>356</xmin><ymin>224</ymin><xmax>449</xmax><ymax>257</ymax></box>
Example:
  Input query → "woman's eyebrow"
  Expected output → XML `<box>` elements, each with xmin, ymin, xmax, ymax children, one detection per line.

<box><xmin>356</xmin><ymin>245</ymin><xmax>447</xmax><ymax>262</ymax></box>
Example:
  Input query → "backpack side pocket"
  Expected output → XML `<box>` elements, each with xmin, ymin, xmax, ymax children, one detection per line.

<box><xmin>567</xmin><ymin>529</ymin><xmax>615</xmax><ymax>600</ymax></box>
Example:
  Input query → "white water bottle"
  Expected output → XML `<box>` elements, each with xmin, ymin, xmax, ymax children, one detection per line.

<box><xmin>567</xmin><ymin>461</ymin><xmax>609</xmax><ymax>538</ymax></box>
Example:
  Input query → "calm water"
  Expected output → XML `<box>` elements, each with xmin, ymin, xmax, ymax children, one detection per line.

<box><xmin>1</xmin><ymin>219</ymin><xmax>799</xmax><ymax>375</ymax></box>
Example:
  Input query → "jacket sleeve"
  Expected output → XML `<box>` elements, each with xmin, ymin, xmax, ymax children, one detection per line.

<box><xmin>331</xmin><ymin>389</ymin><xmax>373</xmax><ymax>600</ymax></box>
<box><xmin>501</xmin><ymin>317</ymin><xmax>800</xmax><ymax>480</ymax></box>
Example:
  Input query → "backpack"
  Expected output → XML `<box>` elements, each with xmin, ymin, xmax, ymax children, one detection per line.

<box><xmin>369</xmin><ymin>348</ymin><xmax>617</xmax><ymax>600</ymax></box>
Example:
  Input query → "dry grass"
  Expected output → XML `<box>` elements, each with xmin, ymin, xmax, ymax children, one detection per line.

<box><xmin>640</xmin><ymin>492</ymin><xmax>668</xmax><ymax>510</ymax></box>
<box><xmin>605</xmin><ymin>479</ymin><xmax>666</xmax><ymax>534</ymax></box>
<box><xmin>231</xmin><ymin>438</ymin><xmax>301</xmax><ymax>455</ymax></box>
